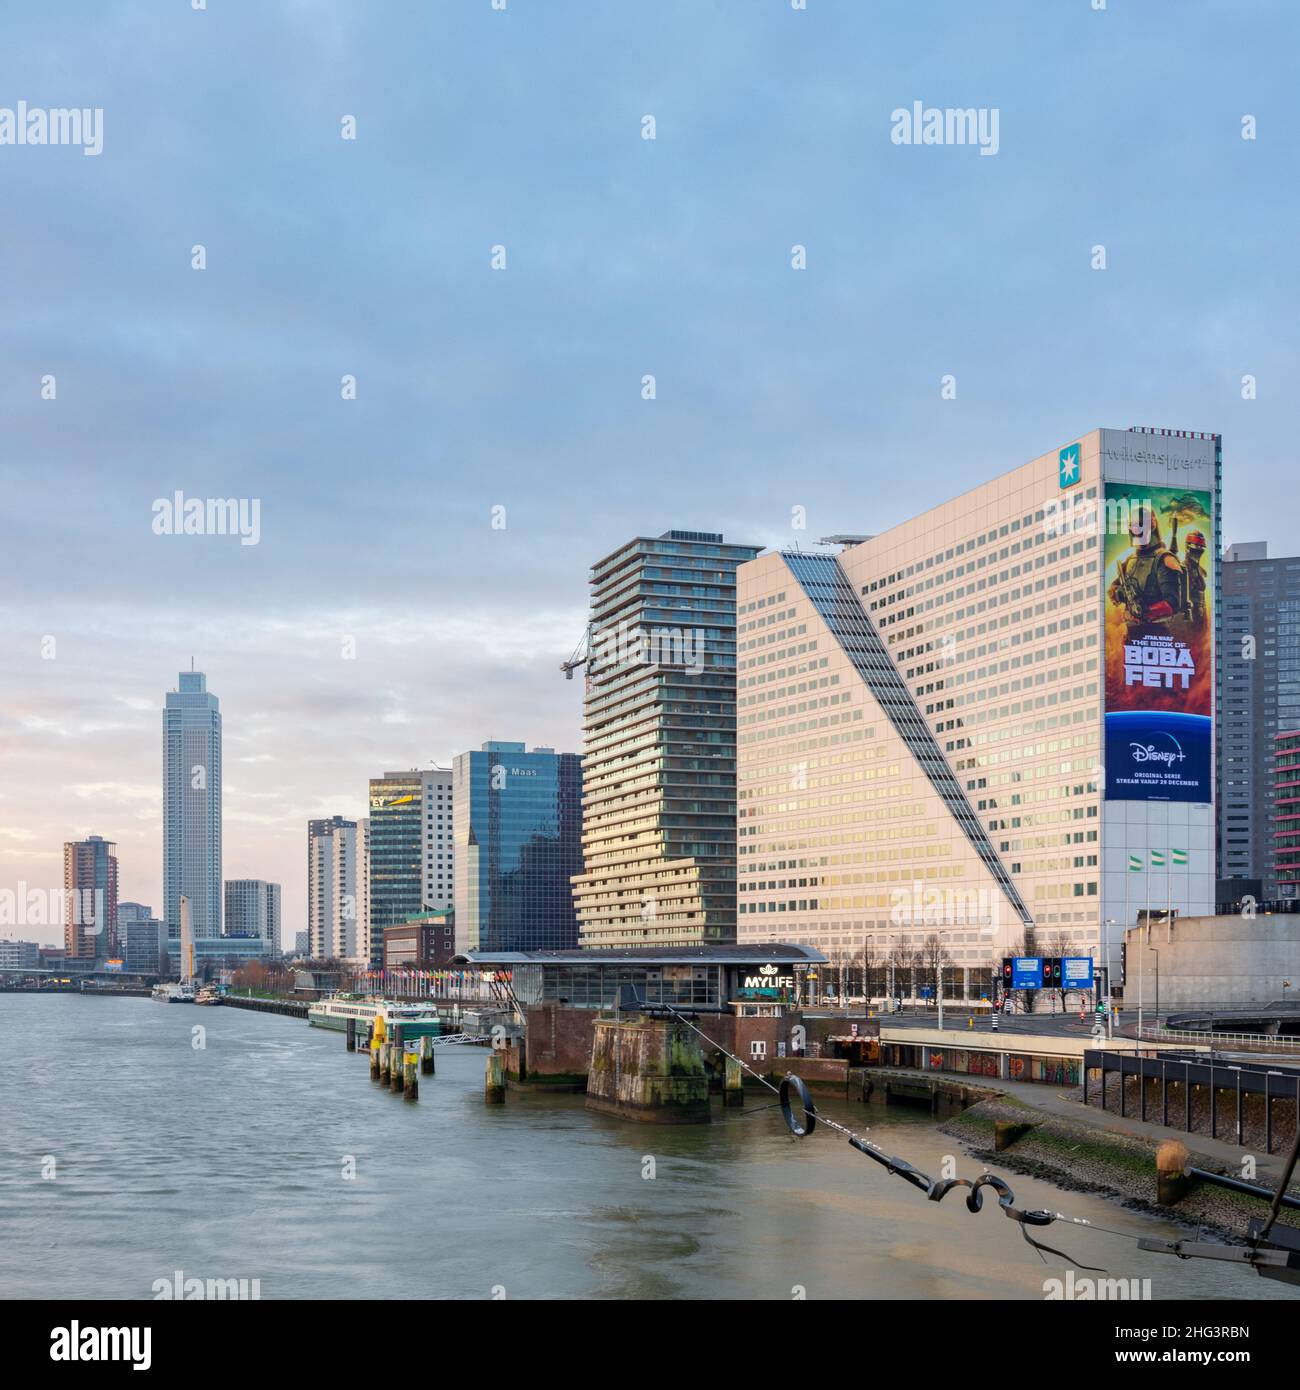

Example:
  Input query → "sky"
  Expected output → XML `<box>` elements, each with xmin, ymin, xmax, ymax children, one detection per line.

<box><xmin>1</xmin><ymin>0</ymin><xmax>1296</xmax><ymax>945</ymax></box>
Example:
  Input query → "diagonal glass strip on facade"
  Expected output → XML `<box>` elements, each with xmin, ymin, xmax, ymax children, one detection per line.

<box><xmin>782</xmin><ymin>551</ymin><xmax>1032</xmax><ymax>928</ymax></box>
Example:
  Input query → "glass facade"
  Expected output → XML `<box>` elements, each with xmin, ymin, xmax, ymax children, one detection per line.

<box><xmin>453</xmin><ymin>741</ymin><xmax>582</xmax><ymax>952</ymax></box>
<box><xmin>368</xmin><ymin>772</ymin><xmax>424</xmax><ymax>934</ymax></box>
<box><xmin>510</xmin><ymin>961</ymin><xmax>721</xmax><ymax>1010</ymax></box>
<box><xmin>163</xmin><ymin>672</ymin><xmax>222</xmax><ymax>945</ymax></box>
<box><xmin>571</xmin><ymin>530</ymin><xmax>761</xmax><ymax>948</ymax></box>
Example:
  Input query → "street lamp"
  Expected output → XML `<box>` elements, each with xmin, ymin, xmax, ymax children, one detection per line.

<box><xmin>1103</xmin><ymin>918</ymin><xmax>1116</xmax><ymax>1041</ymax></box>
<box><xmin>1149</xmin><ymin>946</ymin><xmax>1160</xmax><ymax>1030</ymax></box>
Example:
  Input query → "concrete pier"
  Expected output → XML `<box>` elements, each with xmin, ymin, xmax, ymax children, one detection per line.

<box><xmin>485</xmin><ymin>1052</ymin><xmax>505</xmax><ymax>1103</ymax></box>
<box><xmin>723</xmin><ymin>1055</ymin><xmax>744</xmax><ymax>1108</ymax></box>
<box><xmin>585</xmin><ymin>1016</ymin><xmax>711</xmax><ymax>1124</ymax></box>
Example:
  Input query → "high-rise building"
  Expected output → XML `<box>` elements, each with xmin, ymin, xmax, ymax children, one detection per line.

<box><xmin>368</xmin><ymin>770</ymin><xmax>453</xmax><ymax>945</ymax></box>
<box><xmin>571</xmin><ymin>530</ymin><xmax>761</xmax><ymax>948</ymax></box>
<box><xmin>307</xmin><ymin>817</ymin><xmax>364</xmax><ymax>961</ymax></box>
<box><xmin>63</xmin><ymin>835</ymin><xmax>118</xmax><ymax>960</ymax></box>
<box><xmin>119</xmin><ymin>901</ymin><xmax>163</xmax><ymax>973</ymax></box>
<box><xmin>1276</xmin><ymin>729</ymin><xmax>1300</xmax><ymax>899</ymax></box>
<box><xmin>452</xmin><ymin>741</ymin><xmax>583</xmax><ymax>953</ymax></box>
<box><xmin>224</xmin><ymin>879</ymin><xmax>282</xmax><ymax>955</ymax></box>
<box><xmin>736</xmin><ymin>428</ymin><xmax>1218</xmax><ymax>996</ymax></box>
<box><xmin>163</xmin><ymin>670</ymin><xmax>222</xmax><ymax>950</ymax></box>
<box><xmin>358</xmin><ymin>817</ymin><xmax>371</xmax><ymax>961</ymax></box>
<box><xmin>1218</xmin><ymin>543</ymin><xmax>1300</xmax><ymax>894</ymax></box>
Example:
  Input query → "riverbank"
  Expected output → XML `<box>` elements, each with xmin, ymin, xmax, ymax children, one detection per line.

<box><xmin>942</xmin><ymin>1084</ymin><xmax>1300</xmax><ymax>1241</ymax></box>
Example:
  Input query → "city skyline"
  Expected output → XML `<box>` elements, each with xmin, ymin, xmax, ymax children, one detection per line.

<box><xmin>2</xmin><ymin>2</ymin><xmax>1296</xmax><ymax>944</ymax></box>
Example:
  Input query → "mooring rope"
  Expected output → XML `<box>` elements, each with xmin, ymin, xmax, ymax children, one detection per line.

<box><xmin>659</xmin><ymin>1001</ymin><xmax>1109</xmax><ymax>1269</ymax></box>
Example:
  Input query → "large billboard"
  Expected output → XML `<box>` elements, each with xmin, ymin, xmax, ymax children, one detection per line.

<box><xmin>1102</xmin><ymin>482</ymin><xmax>1213</xmax><ymax>802</ymax></box>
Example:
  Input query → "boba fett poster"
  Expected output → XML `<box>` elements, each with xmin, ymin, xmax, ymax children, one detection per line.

<box><xmin>1102</xmin><ymin>483</ymin><xmax>1213</xmax><ymax>802</ymax></box>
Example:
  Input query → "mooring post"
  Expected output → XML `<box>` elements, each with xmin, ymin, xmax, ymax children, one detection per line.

<box><xmin>1156</xmin><ymin>1139</ymin><xmax>1190</xmax><ymax>1206</ymax></box>
<box><xmin>420</xmin><ymin>1033</ymin><xmax>434</xmax><ymax>1075</ymax></box>
<box><xmin>389</xmin><ymin>1024</ymin><xmax>405</xmax><ymax>1092</ymax></box>
<box><xmin>724</xmin><ymin>1054</ymin><xmax>744</xmax><ymax>1108</ymax></box>
<box><xmin>346</xmin><ymin>1016</ymin><xmax>356</xmax><ymax>1053</ymax></box>
<box><xmin>370</xmin><ymin>1035</ymin><xmax>381</xmax><ymax>1080</ymax></box>
<box><xmin>485</xmin><ymin>1051</ymin><xmax>505</xmax><ymax>1104</ymax></box>
<box><xmin>403</xmin><ymin>1048</ymin><xmax>419</xmax><ymax>1101</ymax></box>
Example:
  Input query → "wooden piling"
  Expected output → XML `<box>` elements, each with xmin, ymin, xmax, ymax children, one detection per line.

<box><xmin>1156</xmin><ymin>1139</ymin><xmax>1190</xmax><ymax>1206</ymax></box>
<box><xmin>403</xmin><ymin>1049</ymin><xmax>419</xmax><ymax>1101</ymax></box>
<box><xmin>388</xmin><ymin>1025</ymin><xmax>405</xmax><ymax>1091</ymax></box>
<box><xmin>370</xmin><ymin>1036</ymin><xmax>381</xmax><ymax>1079</ymax></box>
<box><xmin>420</xmin><ymin>1033</ymin><xmax>434</xmax><ymax>1076</ymax></box>
<box><xmin>379</xmin><ymin>1042</ymin><xmax>391</xmax><ymax>1083</ymax></box>
<box><xmin>723</xmin><ymin>1054</ymin><xmax>744</xmax><ymax>1108</ymax></box>
<box><xmin>485</xmin><ymin>1051</ymin><xmax>505</xmax><ymax>1103</ymax></box>
<box><xmin>346</xmin><ymin>1017</ymin><xmax>357</xmax><ymax>1052</ymax></box>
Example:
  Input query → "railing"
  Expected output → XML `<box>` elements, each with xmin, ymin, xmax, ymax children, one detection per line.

<box><xmin>1135</xmin><ymin>1024</ymin><xmax>1300</xmax><ymax>1052</ymax></box>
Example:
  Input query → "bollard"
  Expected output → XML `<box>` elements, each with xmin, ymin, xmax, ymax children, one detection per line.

<box><xmin>403</xmin><ymin>1049</ymin><xmax>419</xmax><ymax>1101</ymax></box>
<box><xmin>388</xmin><ymin>1025</ymin><xmax>405</xmax><ymax>1092</ymax></box>
<box><xmin>370</xmin><ymin>1037</ymin><xmax>381</xmax><ymax>1080</ymax></box>
<box><xmin>420</xmin><ymin>1033</ymin><xmax>434</xmax><ymax>1076</ymax></box>
<box><xmin>1156</xmin><ymin>1139</ymin><xmax>1190</xmax><ymax>1206</ymax></box>
<box><xmin>723</xmin><ymin>1054</ymin><xmax>744</xmax><ymax>1108</ymax></box>
<box><xmin>346</xmin><ymin>1017</ymin><xmax>356</xmax><ymax>1053</ymax></box>
<box><xmin>967</xmin><ymin>1016</ymin><xmax>973</xmax><ymax>1030</ymax></box>
<box><xmin>484</xmin><ymin>1051</ymin><xmax>505</xmax><ymax>1104</ymax></box>
<box><xmin>380</xmin><ymin>1042</ymin><xmax>391</xmax><ymax>1083</ymax></box>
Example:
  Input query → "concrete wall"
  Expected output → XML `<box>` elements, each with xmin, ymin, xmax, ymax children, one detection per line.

<box><xmin>1123</xmin><ymin>913</ymin><xmax>1300</xmax><ymax>1008</ymax></box>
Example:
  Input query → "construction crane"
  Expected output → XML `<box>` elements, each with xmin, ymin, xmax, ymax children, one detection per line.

<box><xmin>560</xmin><ymin>626</ymin><xmax>591</xmax><ymax>681</ymax></box>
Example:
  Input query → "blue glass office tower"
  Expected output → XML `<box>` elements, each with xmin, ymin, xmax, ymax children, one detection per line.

<box><xmin>452</xmin><ymin>742</ymin><xmax>583</xmax><ymax>953</ymax></box>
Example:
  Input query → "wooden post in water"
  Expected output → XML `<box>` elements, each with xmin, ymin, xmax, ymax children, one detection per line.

<box><xmin>379</xmin><ymin>1042</ymin><xmax>391</xmax><ymax>1083</ymax></box>
<box><xmin>724</xmin><ymin>1054</ymin><xmax>744</xmax><ymax>1108</ymax></box>
<box><xmin>485</xmin><ymin>1051</ymin><xmax>505</xmax><ymax>1104</ymax></box>
<box><xmin>389</xmin><ymin>1024</ymin><xmax>405</xmax><ymax>1092</ymax></box>
<box><xmin>420</xmin><ymin>1033</ymin><xmax>434</xmax><ymax>1076</ymax></box>
<box><xmin>403</xmin><ymin>1049</ymin><xmax>419</xmax><ymax>1101</ymax></box>
<box><xmin>346</xmin><ymin>1016</ymin><xmax>357</xmax><ymax>1052</ymax></box>
<box><xmin>370</xmin><ymin>1035</ymin><xmax>381</xmax><ymax>1079</ymax></box>
<box><xmin>1156</xmin><ymin>1139</ymin><xmax>1190</xmax><ymax>1206</ymax></box>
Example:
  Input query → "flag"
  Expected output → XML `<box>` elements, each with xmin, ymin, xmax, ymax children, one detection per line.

<box><xmin>1172</xmin><ymin>848</ymin><xmax>1187</xmax><ymax>866</ymax></box>
<box><xmin>1150</xmin><ymin>850</ymin><xmax>1165</xmax><ymax>868</ymax></box>
<box><xmin>1128</xmin><ymin>854</ymin><xmax>1142</xmax><ymax>871</ymax></box>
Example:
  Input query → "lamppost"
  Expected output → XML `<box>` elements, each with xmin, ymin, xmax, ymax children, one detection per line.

<box><xmin>1150</xmin><ymin>946</ymin><xmax>1160</xmax><ymax>1031</ymax></box>
<box><xmin>1103</xmin><ymin>918</ymin><xmax>1116</xmax><ymax>1040</ymax></box>
<box><xmin>864</xmin><ymin>935</ymin><xmax>873</xmax><ymax>1010</ymax></box>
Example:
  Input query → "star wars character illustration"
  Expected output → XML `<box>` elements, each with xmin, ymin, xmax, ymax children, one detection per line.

<box><xmin>1179</xmin><ymin>528</ymin><xmax>1209</xmax><ymax>627</ymax></box>
<box><xmin>1109</xmin><ymin>506</ymin><xmax>1185</xmax><ymax>636</ymax></box>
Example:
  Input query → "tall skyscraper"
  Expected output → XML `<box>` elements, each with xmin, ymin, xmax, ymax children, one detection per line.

<box><xmin>367</xmin><ymin>769</ymin><xmax>453</xmax><ymax>944</ymax></box>
<box><xmin>453</xmin><ymin>741</ymin><xmax>583</xmax><ymax>953</ymax></box>
<box><xmin>1218</xmin><ymin>542</ymin><xmax>1300</xmax><ymax>895</ymax></box>
<box><xmin>570</xmin><ymin>530</ymin><xmax>760</xmax><ymax>948</ymax></box>
<box><xmin>63</xmin><ymin>835</ymin><xmax>118</xmax><ymax>960</ymax></box>
<box><xmin>163</xmin><ymin>670</ymin><xmax>222</xmax><ymax>950</ymax></box>
<box><xmin>736</xmin><ymin>428</ymin><xmax>1218</xmax><ymax>996</ymax></box>
<box><xmin>307</xmin><ymin>817</ymin><xmax>364</xmax><ymax>960</ymax></box>
<box><xmin>224</xmin><ymin>879</ymin><xmax>281</xmax><ymax>955</ymax></box>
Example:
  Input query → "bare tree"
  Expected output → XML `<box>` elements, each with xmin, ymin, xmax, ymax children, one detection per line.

<box><xmin>921</xmin><ymin>933</ymin><xmax>952</xmax><ymax>1011</ymax></box>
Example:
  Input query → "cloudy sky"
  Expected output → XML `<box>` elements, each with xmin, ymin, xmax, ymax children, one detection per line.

<box><xmin>1</xmin><ymin>0</ymin><xmax>1295</xmax><ymax>944</ymax></box>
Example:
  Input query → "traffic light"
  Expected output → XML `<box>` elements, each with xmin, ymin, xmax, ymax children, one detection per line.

<box><xmin>1001</xmin><ymin>958</ymin><xmax>1013</xmax><ymax>986</ymax></box>
<box><xmin>1045</xmin><ymin>958</ymin><xmax>1062</xmax><ymax>987</ymax></box>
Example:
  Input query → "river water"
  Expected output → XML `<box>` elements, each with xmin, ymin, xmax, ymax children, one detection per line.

<box><xmin>0</xmin><ymin>994</ymin><xmax>1285</xmax><ymax>1301</ymax></box>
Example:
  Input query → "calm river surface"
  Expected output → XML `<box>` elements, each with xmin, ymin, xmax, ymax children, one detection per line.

<box><xmin>0</xmin><ymin>994</ymin><xmax>1285</xmax><ymax>1300</ymax></box>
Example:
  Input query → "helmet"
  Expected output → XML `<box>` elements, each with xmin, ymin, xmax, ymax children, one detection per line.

<box><xmin>1184</xmin><ymin>530</ymin><xmax>1207</xmax><ymax>551</ymax></box>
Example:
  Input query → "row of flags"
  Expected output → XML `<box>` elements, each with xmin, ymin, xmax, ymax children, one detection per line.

<box><xmin>358</xmin><ymin>969</ymin><xmax>512</xmax><ymax>982</ymax></box>
<box><xmin>1128</xmin><ymin>849</ymin><xmax>1188</xmax><ymax>870</ymax></box>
